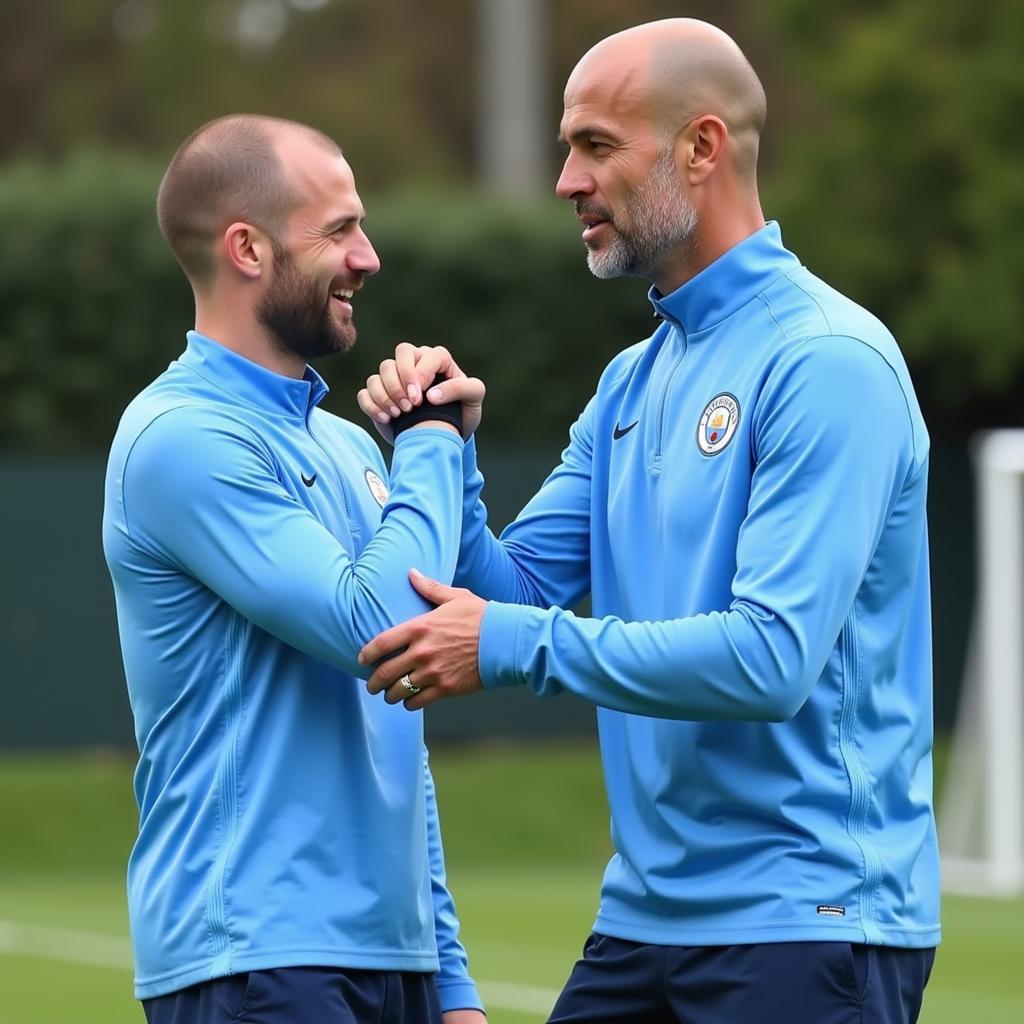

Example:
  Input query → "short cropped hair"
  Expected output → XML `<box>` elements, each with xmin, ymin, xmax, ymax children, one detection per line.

<box><xmin>156</xmin><ymin>114</ymin><xmax>340</xmax><ymax>289</ymax></box>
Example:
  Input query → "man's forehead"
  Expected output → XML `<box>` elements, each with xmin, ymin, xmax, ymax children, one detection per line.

<box><xmin>559</xmin><ymin>85</ymin><xmax>654</xmax><ymax>146</ymax></box>
<box><xmin>279</xmin><ymin>145</ymin><xmax>361</xmax><ymax>218</ymax></box>
<box><xmin>558</xmin><ymin>102</ymin><xmax>621</xmax><ymax>143</ymax></box>
<box><xmin>563</xmin><ymin>54</ymin><xmax>650</xmax><ymax>128</ymax></box>
<box><xmin>285</xmin><ymin>144</ymin><xmax>354</xmax><ymax>196</ymax></box>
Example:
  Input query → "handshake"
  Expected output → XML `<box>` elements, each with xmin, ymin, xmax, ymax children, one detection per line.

<box><xmin>357</xmin><ymin>342</ymin><xmax>485</xmax><ymax>443</ymax></box>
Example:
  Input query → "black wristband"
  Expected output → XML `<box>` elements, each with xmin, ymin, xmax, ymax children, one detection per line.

<box><xmin>391</xmin><ymin>374</ymin><xmax>463</xmax><ymax>438</ymax></box>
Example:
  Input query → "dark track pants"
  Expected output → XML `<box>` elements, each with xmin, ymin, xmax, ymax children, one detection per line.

<box><xmin>548</xmin><ymin>934</ymin><xmax>935</xmax><ymax>1024</ymax></box>
<box><xmin>142</xmin><ymin>965</ymin><xmax>443</xmax><ymax>1024</ymax></box>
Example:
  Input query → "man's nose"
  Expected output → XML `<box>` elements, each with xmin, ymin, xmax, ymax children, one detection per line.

<box><xmin>555</xmin><ymin>153</ymin><xmax>593</xmax><ymax>201</ymax></box>
<box><xmin>349</xmin><ymin>230</ymin><xmax>381</xmax><ymax>276</ymax></box>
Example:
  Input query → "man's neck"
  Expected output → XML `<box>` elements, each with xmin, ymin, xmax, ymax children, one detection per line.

<box><xmin>654</xmin><ymin>202</ymin><xmax>766</xmax><ymax>296</ymax></box>
<box><xmin>194</xmin><ymin>306</ymin><xmax>306</xmax><ymax>380</ymax></box>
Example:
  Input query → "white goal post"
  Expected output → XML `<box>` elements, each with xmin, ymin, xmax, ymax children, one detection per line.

<box><xmin>939</xmin><ymin>430</ymin><xmax>1024</xmax><ymax>896</ymax></box>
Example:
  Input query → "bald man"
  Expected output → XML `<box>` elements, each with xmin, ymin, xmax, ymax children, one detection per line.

<box><xmin>358</xmin><ymin>18</ymin><xmax>938</xmax><ymax>1024</ymax></box>
<box><xmin>102</xmin><ymin>116</ymin><xmax>486</xmax><ymax>1024</ymax></box>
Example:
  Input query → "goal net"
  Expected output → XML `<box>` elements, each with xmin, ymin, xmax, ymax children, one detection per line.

<box><xmin>939</xmin><ymin>430</ymin><xmax>1024</xmax><ymax>896</ymax></box>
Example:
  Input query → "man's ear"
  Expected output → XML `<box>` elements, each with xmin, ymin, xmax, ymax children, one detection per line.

<box><xmin>678</xmin><ymin>114</ymin><xmax>728</xmax><ymax>186</ymax></box>
<box><xmin>222</xmin><ymin>222</ymin><xmax>271</xmax><ymax>281</ymax></box>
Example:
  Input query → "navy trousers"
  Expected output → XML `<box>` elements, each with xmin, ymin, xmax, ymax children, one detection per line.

<box><xmin>547</xmin><ymin>934</ymin><xmax>936</xmax><ymax>1024</ymax></box>
<box><xmin>142</xmin><ymin>965</ymin><xmax>443</xmax><ymax>1024</ymax></box>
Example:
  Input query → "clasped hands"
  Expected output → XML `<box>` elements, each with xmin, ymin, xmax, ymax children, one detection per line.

<box><xmin>356</xmin><ymin>341</ymin><xmax>485</xmax><ymax>442</ymax></box>
<box><xmin>357</xmin><ymin>343</ymin><xmax>488</xmax><ymax>710</ymax></box>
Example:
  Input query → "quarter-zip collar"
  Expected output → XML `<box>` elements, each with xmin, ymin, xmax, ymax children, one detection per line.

<box><xmin>180</xmin><ymin>330</ymin><xmax>330</xmax><ymax>421</ymax></box>
<box><xmin>648</xmin><ymin>221</ymin><xmax>800</xmax><ymax>335</ymax></box>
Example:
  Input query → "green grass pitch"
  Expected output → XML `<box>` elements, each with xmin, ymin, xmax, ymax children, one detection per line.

<box><xmin>0</xmin><ymin>744</ymin><xmax>1021</xmax><ymax>1022</ymax></box>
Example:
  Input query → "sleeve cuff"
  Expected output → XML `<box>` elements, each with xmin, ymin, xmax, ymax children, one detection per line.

<box><xmin>435</xmin><ymin>977</ymin><xmax>485</xmax><ymax>1014</ymax></box>
<box><xmin>393</xmin><ymin>425</ymin><xmax>465</xmax><ymax>451</ymax></box>
<box><xmin>478</xmin><ymin>601</ymin><xmax>527</xmax><ymax>689</ymax></box>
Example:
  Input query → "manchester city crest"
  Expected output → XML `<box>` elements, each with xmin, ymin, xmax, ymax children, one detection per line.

<box><xmin>696</xmin><ymin>393</ymin><xmax>740</xmax><ymax>456</ymax></box>
<box><xmin>364</xmin><ymin>468</ymin><xmax>389</xmax><ymax>507</ymax></box>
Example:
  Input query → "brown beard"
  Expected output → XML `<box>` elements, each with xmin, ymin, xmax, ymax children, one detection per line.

<box><xmin>256</xmin><ymin>241</ymin><xmax>356</xmax><ymax>362</ymax></box>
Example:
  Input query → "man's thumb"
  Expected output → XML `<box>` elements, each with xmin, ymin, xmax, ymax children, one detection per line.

<box><xmin>409</xmin><ymin>568</ymin><xmax>457</xmax><ymax>604</ymax></box>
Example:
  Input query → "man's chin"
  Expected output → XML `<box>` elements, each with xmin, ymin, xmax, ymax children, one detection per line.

<box><xmin>587</xmin><ymin>250</ymin><xmax>628</xmax><ymax>280</ymax></box>
<box><xmin>335</xmin><ymin>320</ymin><xmax>357</xmax><ymax>352</ymax></box>
<box><xmin>327</xmin><ymin>307</ymin><xmax>357</xmax><ymax>350</ymax></box>
<box><xmin>308</xmin><ymin>306</ymin><xmax>356</xmax><ymax>357</ymax></box>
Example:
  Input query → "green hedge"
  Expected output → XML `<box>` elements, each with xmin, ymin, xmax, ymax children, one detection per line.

<box><xmin>0</xmin><ymin>150</ymin><xmax>1021</xmax><ymax>454</ymax></box>
<box><xmin>0</xmin><ymin>153</ymin><xmax>649</xmax><ymax>453</ymax></box>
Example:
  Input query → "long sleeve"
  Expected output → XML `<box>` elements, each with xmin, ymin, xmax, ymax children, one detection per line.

<box><xmin>454</xmin><ymin>400</ymin><xmax>596</xmax><ymax>611</ymax></box>
<box><xmin>117</xmin><ymin>408</ymin><xmax>463</xmax><ymax>678</ymax></box>
<box><xmin>478</xmin><ymin>336</ymin><xmax>923</xmax><ymax>721</ymax></box>
<box><xmin>422</xmin><ymin>748</ymin><xmax>484</xmax><ymax>1013</ymax></box>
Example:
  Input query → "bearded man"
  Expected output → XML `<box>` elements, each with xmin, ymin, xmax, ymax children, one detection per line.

<box><xmin>102</xmin><ymin>115</ymin><xmax>487</xmax><ymax>1024</ymax></box>
<box><xmin>358</xmin><ymin>19</ymin><xmax>939</xmax><ymax>1024</ymax></box>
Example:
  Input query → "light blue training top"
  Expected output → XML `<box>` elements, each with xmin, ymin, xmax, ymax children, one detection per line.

<box><xmin>102</xmin><ymin>332</ymin><xmax>482</xmax><ymax>1010</ymax></box>
<box><xmin>458</xmin><ymin>222</ymin><xmax>940</xmax><ymax>948</ymax></box>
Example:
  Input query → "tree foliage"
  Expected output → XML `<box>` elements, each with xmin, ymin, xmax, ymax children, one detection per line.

<box><xmin>760</xmin><ymin>0</ymin><xmax>1024</xmax><ymax>426</ymax></box>
<box><xmin>0</xmin><ymin>0</ymin><xmax>694</xmax><ymax>186</ymax></box>
<box><xmin>2</xmin><ymin>1</ymin><xmax>1022</xmax><ymax>451</ymax></box>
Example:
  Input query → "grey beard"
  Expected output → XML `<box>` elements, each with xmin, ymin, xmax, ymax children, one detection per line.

<box><xmin>586</xmin><ymin>151</ymin><xmax>699</xmax><ymax>282</ymax></box>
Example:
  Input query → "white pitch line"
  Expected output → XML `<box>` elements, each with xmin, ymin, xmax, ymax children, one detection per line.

<box><xmin>0</xmin><ymin>919</ymin><xmax>559</xmax><ymax>1016</ymax></box>
<box><xmin>477</xmin><ymin>979</ymin><xmax>559</xmax><ymax>1015</ymax></box>
<box><xmin>0</xmin><ymin>919</ymin><xmax>133</xmax><ymax>970</ymax></box>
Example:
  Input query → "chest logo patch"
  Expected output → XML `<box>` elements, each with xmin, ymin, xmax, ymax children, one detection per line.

<box><xmin>696</xmin><ymin>393</ymin><xmax>740</xmax><ymax>456</ymax></box>
<box><xmin>364</xmin><ymin>468</ymin><xmax>389</xmax><ymax>507</ymax></box>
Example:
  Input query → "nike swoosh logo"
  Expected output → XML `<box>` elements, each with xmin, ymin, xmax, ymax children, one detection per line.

<box><xmin>613</xmin><ymin>420</ymin><xmax>639</xmax><ymax>440</ymax></box>
<box><xmin>301</xmin><ymin>472</ymin><xmax>317</xmax><ymax>487</ymax></box>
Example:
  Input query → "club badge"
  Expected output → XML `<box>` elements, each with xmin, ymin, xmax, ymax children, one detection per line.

<box><xmin>364</xmin><ymin>468</ymin><xmax>389</xmax><ymax>507</ymax></box>
<box><xmin>696</xmin><ymin>393</ymin><xmax>740</xmax><ymax>456</ymax></box>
